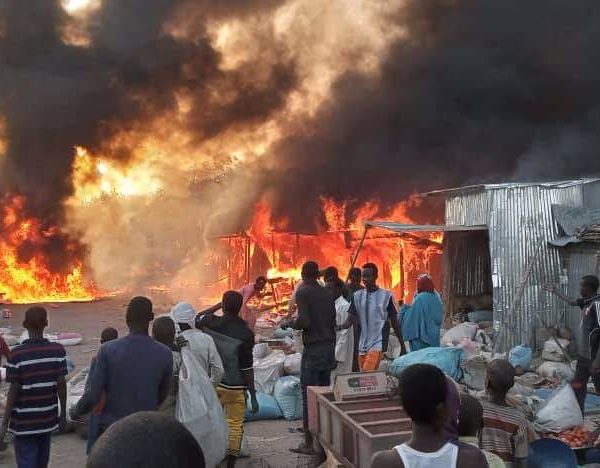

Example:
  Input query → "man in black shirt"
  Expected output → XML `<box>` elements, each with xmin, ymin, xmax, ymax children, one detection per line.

<box><xmin>281</xmin><ymin>261</ymin><xmax>336</xmax><ymax>455</ymax></box>
<box><xmin>197</xmin><ymin>291</ymin><xmax>258</xmax><ymax>468</ymax></box>
<box><xmin>545</xmin><ymin>275</ymin><xmax>600</xmax><ymax>411</ymax></box>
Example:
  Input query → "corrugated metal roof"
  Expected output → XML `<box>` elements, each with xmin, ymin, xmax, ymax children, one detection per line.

<box><xmin>364</xmin><ymin>221</ymin><xmax>487</xmax><ymax>232</ymax></box>
<box><xmin>422</xmin><ymin>178</ymin><xmax>600</xmax><ymax>198</ymax></box>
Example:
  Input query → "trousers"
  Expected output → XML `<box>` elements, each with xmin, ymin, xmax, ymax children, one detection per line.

<box><xmin>14</xmin><ymin>432</ymin><xmax>51</xmax><ymax>468</ymax></box>
<box><xmin>359</xmin><ymin>350</ymin><xmax>383</xmax><ymax>371</ymax></box>
<box><xmin>572</xmin><ymin>357</ymin><xmax>600</xmax><ymax>412</ymax></box>
<box><xmin>217</xmin><ymin>386</ymin><xmax>246</xmax><ymax>457</ymax></box>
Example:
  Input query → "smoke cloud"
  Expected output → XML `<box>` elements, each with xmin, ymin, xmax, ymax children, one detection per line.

<box><xmin>2</xmin><ymin>0</ymin><xmax>600</xmax><ymax>290</ymax></box>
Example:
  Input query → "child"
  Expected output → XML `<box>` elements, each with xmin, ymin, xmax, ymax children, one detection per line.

<box><xmin>371</xmin><ymin>364</ymin><xmax>487</xmax><ymax>467</ymax></box>
<box><xmin>152</xmin><ymin>316</ymin><xmax>182</xmax><ymax>415</ymax></box>
<box><xmin>458</xmin><ymin>393</ymin><xmax>506</xmax><ymax>468</ymax></box>
<box><xmin>70</xmin><ymin>327</ymin><xmax>119</xmax><ymax>453</ymax></box>
<box><xmin>0</xmin><ymin>306</ymin><xmax>68</xmax><ymax>468</ymax></box>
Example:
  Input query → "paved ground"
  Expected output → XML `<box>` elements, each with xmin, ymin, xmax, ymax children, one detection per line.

<box><xmin>0</xmin><ymin>300</ymin><xmax>321</xmax><ymax>468</ymax></box>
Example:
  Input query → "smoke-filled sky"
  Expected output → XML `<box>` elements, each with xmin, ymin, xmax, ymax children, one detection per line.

<box><xmin>1</xmin><ymin>0</ymin><xmax>600</xmax><ymax>286</ymax></box>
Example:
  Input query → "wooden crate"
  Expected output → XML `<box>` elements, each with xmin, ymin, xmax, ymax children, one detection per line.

<box><xmin>307</xmin><ymin>388</ymin><xmax>411</xmax><ymax>468</ymax></box>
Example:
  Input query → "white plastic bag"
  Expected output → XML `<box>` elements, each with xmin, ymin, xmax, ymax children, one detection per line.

<box><xmin>534</xmin><ymin>384</ymin><xmax>583</xmax><ymax>433</ymax></box>
<box><xmin>253</xmin><ymin>343</ymin><xmax>271</xmax><ymax>360</ymax></box>
<box><xmin>541</xmin><ymin>338</ymin><xmax>570</xmax><ymax>362</ymax></box>
<box><xmin>254</xmin><ymin>350</ymin><xmax>285</xmax><ymax>395</ymax></box>
<box><xmin>442</xmin><ymin>323</ymin><xmax>478</xmax><ymax>346</ymax></box>
<box><xmin>176</xmin><ymin>348</ymin><xmax>228</xmax><ymax>468</ymax></box>
<box><xmin>537</xmin><ymin>361</ymin><xmax>574</xmax><ymax>381</ymax></box>
<box><xmin>284</xmin><ymin>353</ymin><xmax>302</xmax><ymax>376</ymax></box>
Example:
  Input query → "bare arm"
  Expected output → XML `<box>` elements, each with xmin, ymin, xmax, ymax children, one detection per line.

<box><xmin>0</xmin><ymin>382</ymin><xmax>20</xmax><ymax>449</ymax></box>
<box><xmin>197</xmin><ymin>302</ymin><xmax>223</xmax><ymax>316</ymax></box>
<box><xmin>544</xmin><ymin>284</ymin><xmax>578</xmax><ymax>306</ymax></box>
<box><xmin>337</xmin><ymin>298</ymin><xmax>358</xmax><ymax>331</ymax></box>
<box><xmin>289</xmin><ymin>290</ymin><xmax>310</xmax><ymax>330</ymax></box>
<box><xmin>57</xmin><ymin>376</ymin><xmax>67</xmax><ymax>429</ymax></box>
<box><xmin>88</xmin><ymin>347</ymin><xmax>107</xmax><ymax>407</ymax></box>
<box><xmin>387</xmin><ymin>298</ymin><xmax>407</xmax><ymax>354</ymax></box>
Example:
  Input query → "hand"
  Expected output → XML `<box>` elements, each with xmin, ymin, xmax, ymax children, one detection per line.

<box><xmin>174</xmin><ymin>335</ymin><xmax>188</xmax><ymax>350</ymax></box>
<box><xmin>400</xmin><ymin>346</ymin><xmax>408</xmax><ymax>356</ymax></box>
<box><xmin>543</xmin><ymin>283</ymin><xmax>558</xmax><ymax>293</ymax></box>
<box><xmin>250</xmin><ymin>394</ymin><xmax>259</xmax><ymax>414</ymax></box>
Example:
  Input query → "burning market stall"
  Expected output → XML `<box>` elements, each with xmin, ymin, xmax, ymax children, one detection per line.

<box><xmin>367</xmin><ymin>179</ymin><xmax>600</xmax><ymax>352</ymax></box>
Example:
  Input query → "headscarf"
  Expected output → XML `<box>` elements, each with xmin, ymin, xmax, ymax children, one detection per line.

<box><xmin>170</xmin><ymin>302</ymin><xmax>196</xmax><ymax>332</ymax></box>
<box><xmin>417</xmin><ymin>273</ymin><xmax>435</xmax><ymax>294</ymax></box>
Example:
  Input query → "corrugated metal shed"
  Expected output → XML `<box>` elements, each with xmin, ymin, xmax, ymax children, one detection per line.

<box><xmin>370</xmin><ymin>178</ymin><xmax>600</xmax><ymax>351</ymax></box>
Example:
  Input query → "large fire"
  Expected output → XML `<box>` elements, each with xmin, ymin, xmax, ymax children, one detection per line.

<box><xmin>0</xmin><ymin>196</ymin><xmax>98</xmax><ymax>304</ymax></box>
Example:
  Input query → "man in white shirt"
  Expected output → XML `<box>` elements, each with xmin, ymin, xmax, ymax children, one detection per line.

<box><xmin>326</xmin><ymin>277</ymin><xmax>354</xmax><ymax>377</ymax></box>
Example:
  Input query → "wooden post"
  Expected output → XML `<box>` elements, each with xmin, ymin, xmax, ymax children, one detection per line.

<box><xmin>351</xmin><ymin>225</ymin><xmax>369</xmax><ymax>268</ymax></box>
<box><xmin>399</xmin><ymin>245</ymin><xmax>405</xmax><ymax>303</ymax></box>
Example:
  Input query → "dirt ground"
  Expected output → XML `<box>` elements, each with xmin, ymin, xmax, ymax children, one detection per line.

<box><xmin>0</xmin><ymin>300</ymin><xmax>319</xmax><ymax>468</ymax></box>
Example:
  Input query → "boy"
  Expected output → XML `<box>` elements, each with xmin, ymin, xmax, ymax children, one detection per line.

<box><xmin>481</xmin><ymin>360</ymin><xmax>531</xmax><ymax>467</ymax></box>
<box><xmin>371</xmin><ymin>364</ymin><xmax>487</xmax><ymax>467</ymax></box>
<box><xmin>458</xmin><ymin>393</ymin><xmax>506</xmax><ymax>468</ymax></box>
<box><xmin>152</xmin><ymin>316</ymin><xmax>182</xmax><ymax>415</ymax></box>
<box><xmin>0</xmin><ymin>306</ymin><xmax>68</xmax><ymax>468</ymax></box>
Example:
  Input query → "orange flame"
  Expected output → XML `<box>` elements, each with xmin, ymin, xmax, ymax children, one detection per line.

<box><xmin>0</xmin><ymin>196</ymin><xmax>98</xmax><ymax>303</ymax></box>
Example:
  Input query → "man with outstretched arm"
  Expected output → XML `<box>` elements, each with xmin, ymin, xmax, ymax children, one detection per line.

<box><xmin>545</xmin><ymin>275</ymin><xmax>600</xmax><ymax>411</ymax></box>
<box><xmin>338</xmin><ymin>263</ymin><xmax>406</xmax><ymax>371</ymax></box>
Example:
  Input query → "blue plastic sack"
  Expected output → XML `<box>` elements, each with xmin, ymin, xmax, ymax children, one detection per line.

<box><xmin>274</xmin><ymin>376</ymin><xmax>303</xmax><ymax>421</ymax></box>
<box><xmin>273</xmin><ymin>327</ymin><xmax>294</xmax><ymax>339</ymax></box>
<box><xmin>388</xmin><ymin>347</ymin><xmax>465</xmax><ymax>381</ymax></box>
<box><xmin>244</xmin><ymin>392</ymin><xmax>283</xmax><ymax>421</ymax></box>
<box><xmin>508</xmin><ymin>344</ymin><xmax>532</xmax><ymax>370</ymax></box>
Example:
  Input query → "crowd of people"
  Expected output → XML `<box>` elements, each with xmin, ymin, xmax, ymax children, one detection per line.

<box><xmin>0</xmin><ymin>261</ymin><xmax>598</xmax><ymax>468</ymax></box>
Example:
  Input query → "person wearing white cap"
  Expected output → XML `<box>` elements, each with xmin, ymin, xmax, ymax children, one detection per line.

<box><xmin>171</xmin><ymin>302</ymin><xmax>224</xmax><ymax>385</ymax></box>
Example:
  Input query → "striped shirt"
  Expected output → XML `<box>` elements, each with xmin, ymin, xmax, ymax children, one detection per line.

<box><xmin>481</xmin><ymin>400</ymin><xmax>528</xmax><ymax>464</ymax></box>
<box><xmin>6</xmin><ymin>339</ymin><xmax>67</xmax><ymax>435</ymax></box>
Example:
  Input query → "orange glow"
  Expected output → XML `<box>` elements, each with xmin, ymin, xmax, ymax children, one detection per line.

<box><xmin>0</xmin><ymin>195</ymin><xmax>98</xmax><ymax>303</ymax></box>
<box><xmin>218</xmin><ymin>196</ymin><xmax>443</xmax><ymax>305</ymax></box>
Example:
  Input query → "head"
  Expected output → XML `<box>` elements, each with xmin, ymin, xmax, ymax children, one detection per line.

<box><xmin>100</xmin><ymin>327</ymin><xmax>118</xmax><ymax>344</ymax></box>
<box><xmin>87</xmin><ymin>411</ymin><xmax>205</xmax><ymax>468</ymax></box>
<box><xmin>254</xmin><ymin>276</ymin><xmax>267</xmax><ymax>292</ymax></box>
<box><xmin>322</xmin><ymin>266</ymin><xmax>339</xmax><ymax>283</ymax></box>
<box><xmin>222</xmin><ymin>290</ymin><xmax>243</xmax><ymax>317</ymax></box>
<box><xmin>486</xmin><ymin>359</ymin><xmax>515</xmax><ymax>399</ymax></box>
<box><xmin>580</xmin><ymin>275</ymin><xmax>599</xmax><ymax>298</ymax></box>
<box><xmin>171</xmin><ymin>302</ymin><xmax>196</xmax><ymax>332</ymax></box>
<box><xmin>361</xmin><ymin>263</ymin><xmax>378</xmax><ymax>290</ymax></box>
<box><xmin>152</xmin><ymin>317</ymin><xmax>176</xmax><ymax>348</ymax></box>
<box><xmin>458</xmin><ymin>393</ymin><xmax>484</xmax><ymax>438</ymax></box>
<box><xmin>125</xmin><ymin>296</ymin><xmax>154</xmax><ymax>332</ymax></box>
<box><xmin>23</xmin><ymin>306</ymin><xmax>48</xmax><ymax>335</ymax></box>
<box><xmin>399</xmin><ymin>364</ymin><xmax>448</xmax><ymax>431</ymax></box>
<box><xmin>301</xmin><ymin>261</ymin><xmax>320</xmax><ymax>282</ymax></box>
<box><xmin>347</xmin><ymin>267</ymin><xmax>362</xmax><ymax>286</ymax></box>
<box><xmin>326</xmin><ymin>277</ymin><xmax>346</xmax><ymax>299</ymax></box>
<box><xmin>417</xmin><ymin>273</ymin><xmax>435</xmax><ymax>294</ymax></box>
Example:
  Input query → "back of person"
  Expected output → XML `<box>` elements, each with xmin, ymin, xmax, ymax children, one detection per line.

<box><xmin>181</xmin><ymin>328</ymin><xmax>222</xmax><ymax>379</ymax></box>
<box><xmin>295</xmin><ymin>281</ymin><xmax>336</xmax><ymax>346</ymax></box>
<box><xmin>395</xmin><ymin>442</ymin><xmax>458</xmax><ymax>467</ymax></box>
<box><xmin>481</xmin><ymin>400</ymin><xmax>528</xmax><ymax>464</ymax></box>
<box><xmin>96</xmin><ymin>334</ymin><xmax>172</xmax><ymax>426</ymax></box>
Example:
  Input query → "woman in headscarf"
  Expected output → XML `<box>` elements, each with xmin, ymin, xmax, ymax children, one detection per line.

<box><xmin>401</xmin><ymin>274</ymin><xmax>444</xmax><ymax>351</ymax></box>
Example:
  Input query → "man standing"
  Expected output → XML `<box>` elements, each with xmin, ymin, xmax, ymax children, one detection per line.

<box><xmin>0</xmin><ymin>307</ymin><xmax>68</xmax><ymax>468</ymax></box>
<box><xmin>326</xmin><ymin>277</ymin><xmax>354</xmax><ymax>377</ymax></box>
<box><xmin>200</xmin><ymin>291</ymin><xmax>259</xmax><ymax>468</ymax></box>
<box><xmin>88</xmin><ymin>296</ymin><xmax>173</xmax><ymax>444</ymax></box>
<box><xmin>282</xmin><ymin>261</ymin><xmax>336</xmax><ymax>455</ymax></box>
<box><xmin>346</xmin><ymin>267</ymin><xmax>363</xmax><ymax>371</ymax></box>
<box><xmin>339</xmin><ymin>263</ymin><xmax>406</xmax><ymax>371</ymax></box>
<box><xmin>545</xmin><ymin>275</ymin><xmax>600</xmax><ymax>410</ymax></box>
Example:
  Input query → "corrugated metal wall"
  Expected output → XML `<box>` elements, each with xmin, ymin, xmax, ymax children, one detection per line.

<box><xmin>442</xmin><ymin>183</ymin><xmax>590</xmax><ymax>350</ymax></box>
<box><xmin>487</xmin><ymin>184</ymin><xmax>583</xmax><ymax>349</ymax></box>
<box><xmin>446</xmin><ymin>191</ymin><xmax>489</xmax><ymax>226</ymax></box>
<box><xmin>583</xmin><ymin>180</ymin><xmax>600</xmax><ymax>210</ymax></box>
<box><xmin>443</xmin><ymin>231</ymin><xmax>492</xmax><ymax>297</ymax></box>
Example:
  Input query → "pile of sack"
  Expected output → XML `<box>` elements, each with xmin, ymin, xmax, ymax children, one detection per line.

<box><xmin>535</xmin><ymin>338</ymin><xmax>575</xmax><ymax>382</ymax></box>
<box><xmin>247</xmin><ymin>344</ymin><xmax>303</xmax><ymax>422</ymax></box>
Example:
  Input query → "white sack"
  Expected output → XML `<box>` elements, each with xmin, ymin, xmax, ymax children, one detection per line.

<box><xmin>284</xmin><ymin>353</ymin><xmax>302</xmax><ymax>376</ymax></box>
<box><xmin>534</xmin><ymin>385</ymin><xmax>583</xmax><ymax>433</ymax></box>
<box><xmin>442</xmin><ymin>322</ymin><xmax>479</xmax><ymax>346</ymax></box>
<box><xmin>537</xmin><ymin>361</ymin><xmax>575</xmax><ymax>382</ymax></box>
<box><xmin>254</xmin><ymin>350</ymin><xmax>285</xmax><ymax>395</ymax></box>
<box><xmin>541</xmin><ymin>338</ymin><xmax>570</xmax><ymax>362</ymax></box>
